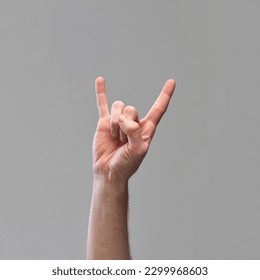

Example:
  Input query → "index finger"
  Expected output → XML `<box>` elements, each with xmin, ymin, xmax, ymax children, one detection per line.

<box><xmin>144</xmin><ymin>79</ymin><xmax>176</xmax><ymax>127</ymax></box>
<box><xmin>95</xmin><ymin>76</ymin><xmax>109</xmax><ymax>119</ymax></box>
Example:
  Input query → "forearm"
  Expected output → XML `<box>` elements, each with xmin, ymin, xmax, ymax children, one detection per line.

<box><xmin>87</xmin><ymin>174</ymin><xmax>131</xmax><ymax>259</ymax></box>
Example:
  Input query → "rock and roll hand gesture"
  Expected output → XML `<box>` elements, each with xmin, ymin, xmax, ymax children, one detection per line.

<box><xmin>93</xmin><ymin>76</ymin><xmax>176</xmax><ymax>182</ymax></box>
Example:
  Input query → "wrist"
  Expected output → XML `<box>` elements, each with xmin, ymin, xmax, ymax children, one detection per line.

<box><xmin>93</xmin><ymin>172</ymin><xmax>129</xmax><ymax>199</ymax></box>
<box><xmin>93</xmin><ymin>169</ymin><xmax>129</xmax><ymax>187</ymax></box>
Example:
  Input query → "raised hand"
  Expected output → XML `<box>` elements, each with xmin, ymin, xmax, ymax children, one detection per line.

<box><xmin>93</xmin><ymin>76</ymin><xmax>176</xmax><ymax>182</ymax></box>
<box><xmin>88</xmin><ymin>76</ymin><xmax>176</xmax><ymax>259</ymax></box>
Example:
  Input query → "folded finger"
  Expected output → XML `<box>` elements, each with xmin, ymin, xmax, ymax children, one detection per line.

<box><xmin>123</xmin><ymin>105</ymin><xmax>139</xmax><ymax>123</ymax></box>
<box><xmin>110</xmin><ymin>101</ymin><xmax>125</xmax><ymax>137</ymax></box>
<box><xmin>118</xmin><ymin>115</ymin><xmax>146</xmax><ymax>154</ymax></box>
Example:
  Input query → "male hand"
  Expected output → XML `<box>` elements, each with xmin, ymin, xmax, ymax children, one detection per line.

<box><xmin>93</xmin><ymin>76</ymin><xmax>176</xmax><ymax>182</ymax></box>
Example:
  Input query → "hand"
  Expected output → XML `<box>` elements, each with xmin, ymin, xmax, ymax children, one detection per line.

<box><xmin>93</xmin><ymin>76</ymin><xmax>176</xmax><ymax>182</ymax></box>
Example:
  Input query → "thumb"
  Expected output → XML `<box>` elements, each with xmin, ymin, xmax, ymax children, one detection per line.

<box><xmin>118</xmin><ymin>114</ymin><xmax>146</xmax><ymax>154</ymax></box>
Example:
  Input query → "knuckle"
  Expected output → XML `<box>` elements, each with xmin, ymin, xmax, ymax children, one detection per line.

<box><xmin>154</xmin><ymin>102</ymin><xmax>166</xmax><ymax>113</ymax></box>
<box><xmin>112</xmin><ymin>100</ymin><xmax>125</xmax><ymax>109</ymax></box>
<box><xmin>124</xmin><ymin>105</ymin><xmax>136</xmax><ymax>112</ymax></box>
<box><xmin>124</xmin><ymin>105</ymin><xmax>137</xmax><ymax>115</ymax></box>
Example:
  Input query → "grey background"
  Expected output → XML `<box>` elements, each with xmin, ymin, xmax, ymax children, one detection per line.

<box><xmin>0</xmin><ymin>0</ymin><xmax>259</xmax><ymax>259</ymax></box>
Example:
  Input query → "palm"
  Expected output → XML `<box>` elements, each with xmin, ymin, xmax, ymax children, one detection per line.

<box><xmin>93</xmin><ymin>115</ymin><xmax>155</xmax><ymax>175</ymax></box>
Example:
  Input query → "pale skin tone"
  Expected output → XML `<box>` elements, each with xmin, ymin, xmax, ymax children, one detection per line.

<box><xmin>87</xmin><ymin>76</ymin><xmax>176</xmax><ymax>259</ymax></box>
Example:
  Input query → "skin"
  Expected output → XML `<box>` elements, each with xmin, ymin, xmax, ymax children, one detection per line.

<box><xmin>87</xmin><ymin>76</ymin><xmax>176</xmax><ymax>259</ymax></box>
